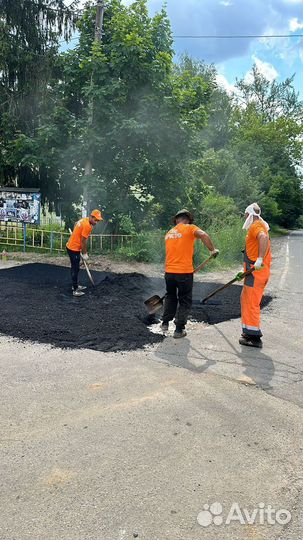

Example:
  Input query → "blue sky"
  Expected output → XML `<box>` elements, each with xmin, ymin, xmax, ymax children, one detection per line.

<box><xmin>65</xmin><ymin>0</ymin><xmax>303</xmax><ymax>95</ymax></box>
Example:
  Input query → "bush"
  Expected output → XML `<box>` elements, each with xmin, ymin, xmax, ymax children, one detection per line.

<box><xmin>115</xmin><ymin>214</ymin><xmax>137</xmax><ymax>235</ymax></box>
<box><xmin>194</xmin><ymin>218</ymin><xmax>246</xmax><ymax>269</ymax></box>
<box><xmin>114</xmin><ymin>219</ymin><xmax>246</xmax><ymax>269</ymax></box>
<box><xmin>295</xmin><ymin>215</ymin><xmax>303</xmax><ymax>229</ymax></box>
<box><xmin>198</xmin><ymin>192</ymin><xmax>239</xmax><ymax>228</ymax></box>
<box><xmin>114</xmin><ymin>231</ymin><xmax>165</xmax><ymax>263</ymax></box>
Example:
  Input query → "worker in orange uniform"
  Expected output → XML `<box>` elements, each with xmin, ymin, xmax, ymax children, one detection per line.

<box><xmin>66</xmin><ymin>209</ymin><xmax>103</xmax><ymax>296</ymax></box>
<box><xmin>162</xmin><ymin>209</ymin><xmax>219</xmax><ymax>338</ymax></box>
<box><xmin>240</xmin><ymin>203</ymin><xmax>271</xmax><ymax>348</ymax></box>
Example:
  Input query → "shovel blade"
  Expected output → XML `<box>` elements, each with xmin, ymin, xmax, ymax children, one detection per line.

<box><xmin>144</xmin><ymin>294</ymin><xmax>164</xmax><ymax>314</ymax></box>
<box><xmin>200</xmin><ymin>299</ymin><xmax>222</xmax><ymax>306</ymax></box>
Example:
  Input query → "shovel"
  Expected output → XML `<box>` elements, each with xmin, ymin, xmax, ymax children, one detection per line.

<box><xmin>81</xmin><ymin>254</ymin><xmax>95</xmax><ymax>287</ymax></box>
<box><xmin>201</xmin><ymin>268</ymin><xmax>254</xmax><ymax>305</ymax></box>
<box><xmin>144</xmin><ymin>253</ymin><xmax>217</xmax><ymax>315</ymax></box>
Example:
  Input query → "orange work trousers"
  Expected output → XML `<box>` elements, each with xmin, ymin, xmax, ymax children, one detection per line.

<box><xmin>241</xmin><ymin>263</ymin><xmax>270</xmax><ymax>337</ymax></box>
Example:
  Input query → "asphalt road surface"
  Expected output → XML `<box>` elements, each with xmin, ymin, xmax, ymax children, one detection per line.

<box><xmin>0</xmin><ymin>232</ymin><xmax>302</xmax><ymax>540</ymax></box>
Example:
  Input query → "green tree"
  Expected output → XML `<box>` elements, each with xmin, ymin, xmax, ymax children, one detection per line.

<box><xmin>235</xmin><ymin>65</ymin><xmax>302</xmax><ymax>122</ymax></box>
<box><xmin>193</xmin><ymin>66</ymin><xmax>303</xmax><ymax>228</ymax></box>
<box><xmin>231</xmin><ymin>103</ymin><xmax>303</xmax><ymax>225</ymax></box>
<box><xmin>32</xmin><ymin>0</ymin><xmax>214</xmax><ymax>228</ymax></box>
<box><xmin>0</xmin><ymin>0</ymin><xmax>77</xmax><ymax>197</ymax></box>
<box><xmin>1</xmin><ymin>2</ymin><xmax>302</xmax><ymax>234</ymax></box>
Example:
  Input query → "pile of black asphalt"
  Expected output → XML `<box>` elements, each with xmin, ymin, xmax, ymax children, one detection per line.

<box><xmin>0</xmin><ymin>263</ymin><xmax>272</xmax><ymax>352</ymax></box>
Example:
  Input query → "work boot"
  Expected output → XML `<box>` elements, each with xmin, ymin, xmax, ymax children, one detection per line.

<box><xmin>73</xmin><ymin>289</ymin><xmax>85</xmax><ymax>297</ymax></box>
<box><xmin>173</xmin><ymin>328</ymin><xmax>187</xmax><ymax>339</ymax></box>
<box><xmin>160</xmin><ymin>322</ymin><xmax>169</xmax><ymax>332</ymax></box>
<box><xmin>239</xmin><ymin>334</ymin><xmax>263</xmax><ymax>348</ymax></box>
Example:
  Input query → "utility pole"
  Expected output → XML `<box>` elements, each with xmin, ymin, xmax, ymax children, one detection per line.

<box><xmin>94</xmin><ymin>0</ymin><xmax>105</xmax><ymax>42</ymax></box>
<box><xmin>82</xmin><ymin>0</ymin><xmax>105</xmax><ymax>218</ymax></box>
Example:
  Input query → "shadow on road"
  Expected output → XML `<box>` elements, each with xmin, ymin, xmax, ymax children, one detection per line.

<box><xmin>214</xmin><ymin>326</ymin><xmax>275</xmax><ymax>391</ymax></box>
<box><xmin>154</xmin><ymin>326</ymin><xmax>275</xmax><ymax>392</ymax></box>
<box><xmin>154</xmin><ymin>338</ymin><xmax>217</xmax><ymax>374</ymax></box>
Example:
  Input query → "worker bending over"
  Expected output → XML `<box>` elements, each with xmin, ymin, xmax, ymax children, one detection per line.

<box><xmin>162</xmin><ymin>209</ymin><xmax>219</xmax><ymax>338</ymax></box>
<box><xmin>240</xmin><ymin>203</ymin><xmax>272</xmax><ymax>348</ymax></box>
<box><xmin>66</xmin><ymin>209</ymin><xmax>102</xmax><ymax>296</ymax></box>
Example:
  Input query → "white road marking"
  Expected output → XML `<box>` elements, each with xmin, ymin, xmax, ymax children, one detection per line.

<box><xmin>279</xmin><ymin>236</ymin><xmax>290</xmax><ymax>290</ymax></box>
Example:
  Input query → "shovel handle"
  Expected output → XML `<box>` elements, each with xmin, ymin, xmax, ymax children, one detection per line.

<box><xmin>201</xmin><ymin>268</ymin><xmax>254</xmax><ymax>304</ymax></box>
<box><xmin>194</xmin><ymin>253</ymin><xmax>216</xmax><ymax>273</ymax></box>
<box><xmin>81</xmin><ymin>254</ymin><xmax>95</xmax><ymax>287</ymax></box>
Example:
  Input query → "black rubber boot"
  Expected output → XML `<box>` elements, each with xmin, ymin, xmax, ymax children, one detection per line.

<box><xmin>239</xmin><ymin>334</ymin><xmax>263</xmax><ymax>348</ymax></box>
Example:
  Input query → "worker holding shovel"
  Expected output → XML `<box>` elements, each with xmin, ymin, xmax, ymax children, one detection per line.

<box><xmin>239</xmin><ymin>203</ymin><xmax>272</xmax><ymax>348</ymax></box>
<box><xmin>66</xmin><ymin>209</ymin><xmax>103</xmax><ymax>296</ymax></box>
<box><xmin>161</xmin><ymin>209</ymin><xmax>219</xmax><ymax>338</ymax></box>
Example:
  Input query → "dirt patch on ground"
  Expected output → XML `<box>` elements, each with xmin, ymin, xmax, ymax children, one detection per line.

<box><xmin>0</xmin><ymin>263</ymin><xmax>272</xmax><ymax>352</ymax></box>
<box><xmin>5</xmin><ymin>251</ymin><xmax>164</xmax><ymax>277</ymax></box>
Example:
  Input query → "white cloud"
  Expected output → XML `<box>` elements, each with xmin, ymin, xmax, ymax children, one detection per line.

<box><xmin>219</xmin><ymin>0</ymin><xmax>233</xmax><ymax>6</ymax></box>
<box><xmin>289</xmin><ymin>17</ymin><xmax>303</xmax><ymax>31</ymax></box>
<box><xmin>245</xmin><ymin>56</ymin><xmax>279</xmax><ymax>82</ymax></box>
<box><xmin>216</xmin><ymin>73</ymin><xmax>236</xmax><ymax>95</ymax></box>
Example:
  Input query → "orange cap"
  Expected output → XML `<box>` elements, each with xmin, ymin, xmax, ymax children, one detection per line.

<box><xmin>91</xmin><ymin>209</ymin><xmax>103</xmax><ymax>221</ymax></box>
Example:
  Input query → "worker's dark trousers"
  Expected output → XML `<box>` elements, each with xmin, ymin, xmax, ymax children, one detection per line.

<box><xmin>66</xmin><ymin>247</ymin><xmax>80</xmax><ymax>290</ymax></box>
<box><xmin>162</xmin><ymin>273</ymin><xmax>193</xmax><ymax>330</ymax></box>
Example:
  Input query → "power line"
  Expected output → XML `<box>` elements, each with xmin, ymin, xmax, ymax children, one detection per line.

<box><xmin>11</xmin><ymin>33</ymin><xmax>303</xmax><ymax>47</ymax></box>
<box><xmin>173</xmin><ymin>34</ymin><xmax>303</xmax><ymax>39</ymax></box>
<box><xmin>57</xmin><ymin>33</ymin><xmax>303</xmax><ymax>46</ymax></box>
